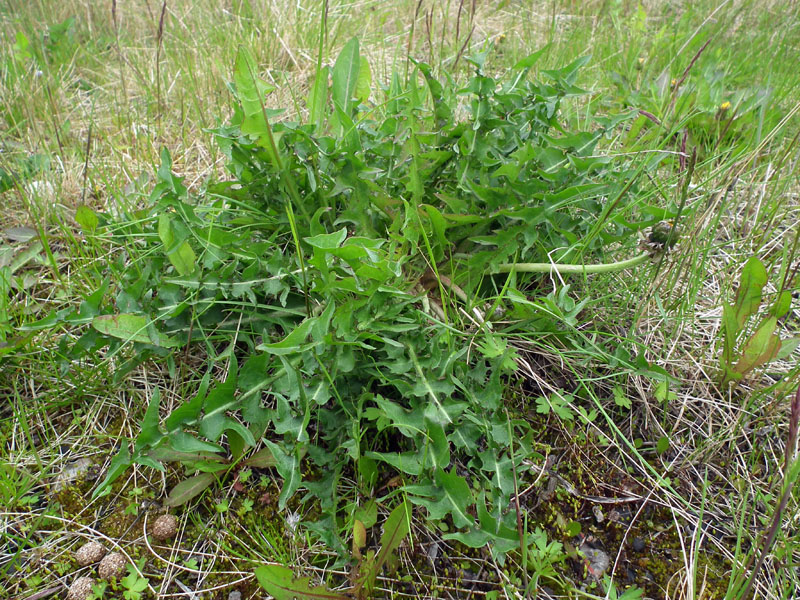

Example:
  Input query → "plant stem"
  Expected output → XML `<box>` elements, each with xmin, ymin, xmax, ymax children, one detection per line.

<box><xmin>496</xmin><ymin>251</ymin><xmax>651</xmax><ymax>274</ymax></box>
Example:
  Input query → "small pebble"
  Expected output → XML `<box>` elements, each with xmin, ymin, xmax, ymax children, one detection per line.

<box><xmin>632</xmin><ymin>537</ymin><xmax>646</xmax><ymax>552</ymax></box>
<box><xmin>52</xmin><ymin>458</ymin><xmax>93</xmax><ymax>494</ymax></box>
<box><xmin>228</xmin><ymin>592</ymin><xmax>242</xmax><ymax>600</ymax></box>
<box><xmin>580</xmin><ymin>543</ymin><xmax>610</xmax><ymax>579</ymax></box>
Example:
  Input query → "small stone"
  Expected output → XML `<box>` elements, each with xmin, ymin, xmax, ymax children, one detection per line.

<box><xmin>66</xmin><ymin>576</ymin><xmax>95</xmax><ymax>600</ymax></box>
<box><xmin>579</xmin><ymin>543</ymin><xmax>610</xmax><ymax>579</ymax></box>
<box><xmin>632</xmin><ymin>537</ymin><xmax>646</xmax><ymax>552</ymax></box>
<box><xmin>228</xmin><ymin>592</ymin><xmax>242</xmax><ymax>600</ymax></box>
<box><xmin>75</xmin><ymin>541</ymin><xmax>106</xmax><ymax>566</ymax></box>
<box><xmin>151</xmin><ymin>514</ymin><xmax>179</xmax><ymax>541</ymax></box>
<box><xmin>98</xmin><ymin>552</ymin><xmax>127</xmax><ymax>579</ymax></box>
<box><xmin>52</xmin><ymin>458</ymin><xmax>94</xmax><ymax>494</ymax></box>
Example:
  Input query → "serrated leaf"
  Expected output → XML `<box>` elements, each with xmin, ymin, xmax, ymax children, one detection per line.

<box><xmin>254</xmin><ymin>565</ymin><xmax>349</xmax><ymax>600</ymax></box>
<box><xmin>408</xmin><ymin>468</ymin><xmax>473</xmax><ymax>528</ymax></box>
<box><xmin>304</xmin><ymin>227</ymin><xmax>347</xmax><ymax>250</ymax></box>
<box><xmin>234</xmin><ymin>46</ymin><xmax>277</xmax><ymax>144</ymax></box>
<box><xmin>264</xmin><ymin>440</ymin><xmax>301</xmax><ymax>510</ymax></box>
<box><xmin>164</xmin><ymin>472</ymin><xmax>215</xmax><ymax>507</ymax></box>
<box><xmin>92</xmin><ymin>314</ymin><xmax>179</xmax><ymax>348</ymax></box>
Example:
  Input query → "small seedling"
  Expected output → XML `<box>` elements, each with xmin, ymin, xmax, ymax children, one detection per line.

<box><xmin>719</xmin><ymin>257</ymin><xmax>798</xmax><ymax>387</ymax></box>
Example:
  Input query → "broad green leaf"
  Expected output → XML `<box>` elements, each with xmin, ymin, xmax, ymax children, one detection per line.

<box><xmin>304</xmin><ymin>227</ymin><xmax>347</xmax><ymax>250</ymax></box>
<box><xmin>355</xmin><ymin>55</ymin><xmax>371</xmax><ymax>104</ymax></box>
<box><xmin>239</xmin><ymin>353</ymin><xmax>270</xmax><ymax>392</ymax></box>
<box><xmin>92</xmin><ymin>314</ymin><xmax>180</xmax><ymax>348</ymax></box>
<box><xmin>331</xmin><ymin>37</ymin><xmax>360</xmax><ymax>115</ymax></box>
<box><xmin>365</xmin><ymin>450</ymin><xmax>423</xmax><ymax>475</ymax></box>
<box><xmin>734</xmin><ymin>316</ymin><xmax>781</xmax><ymax>375</ymax></box>
<box><xmin>254</xmin><ymin>565</ymin><xmax>349</xmax><ymax>600</ymax></box>
<box><xmin>234</xmin><ymin>46</ymin><xmax>277</xmax><ymax>143</ymax></box>
<box><xmin>769</xmin><ymin>290</ymin><xmax>793</xmax><ymax>319</ymax></box>
<box><xmin>354</xmin><ymin>499</ymin><xmax>378</xmax><ymax>528</ymax></box>
<box><xmin>169</xmin><ymin>431</ymin><xmax>224</xmax><ymax>454</ymax></box>
<box><xmin>164</xmin><ymin>472</ymin><xmax>215</xmax><ymax>507</ymax></box>
<box><xmin>242</xmin><ymin>447</ymin><xmax>278</xmax><ymax>468</ymax></box>
<box><xmin>408</xmin><ymin>468</ymin><xmax>474</xmax><ymax>528</ymax></box>
<box><xmin>75</xmin><ymin>205</ymin><xmax>98</xmax><ymax>231</ymax></box>
<box><xmin>257</xmin><ymin>317</ymin><xmax>317</xmax><ymax>355</ymax></box>
<box><xmin>733</xmin><ymin>257</ymin><xmax>767</xmax><ymax>328</ymax></box>
<box><xmin>776</xmin><ymin>337</ymin><xmax>800</xmax><ymax>360</ymax></box>
<box><xmin>477</xmin><ymin>451</ymin><xmax>514</xmax><ymax>498</ymax></box>
<box><xmin>168</xmin><ymin>241</ymin><xmax>196</xmax><ymax>276</ymax></box>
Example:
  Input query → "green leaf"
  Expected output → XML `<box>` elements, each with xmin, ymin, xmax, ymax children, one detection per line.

<box><xmin>409</xmin><ymin>468</ymin><xmax>474</xmax><ymax>528</ymax></box>
<box><xmin>75</xmin><ymin>205</ymin><xmax>99</xmax><ymax>231</ymax></box>
<box><xmin>92</xmin><ymin>314</ymin><xmax>180</xmax><ymax>348</ymax></box>
<box><xmin>512</xmin><ymin>44</ymin><xmax>550</xmax><ymax>70</ymax></box>
<box><xmin>165</xmin><ymin>372</ymin><xmax>210</xmax><ymax>432</ymax></box>
<box><xmin>164</xmin><ymin>472</ymin><xmax>215</xmax><ymax>507</ymax></box>
<box><xmin>257</xmin><ymin>316</ymin><xmax>317</xmax><ymax>355</ymax></box>
<box><xmin>307</xmin><ymin>66</ymin><xmax>330</xmax><ymax>132</ymax></box>
<box><xmin>355</xmin><ymin>55</ymin><xmax>372</xmax><ymax>104</ymax></box>
<box><xmin>92</xmin><ymin>443</ymin><xmax>131</xmax><ymax>499</ymax></box>
<box><xmin>356</xmin><ymin>500</ymin><xmax>410</xmax><ymax>597</ymax></box>
<box><xmin>769</xmin><ymin>290</ymin><xmax>793</xmax><ymax>319</ymax></box>
<box><xmin>304</xmin><ymin>227</ymin><xmax>348</xmax><ymax>250</ymax></box>
<box><xmin>135</xmin><ymin>388</ymin><xmax>162</xmax><ymax>451</ymax></box>
<box><xmin>733</xmin><ymin>257</ymin><xmax>767</xmax><ymax>328</ymax></box>
<box><xmin>733</xmin><ymin>316</ymin><xmax>781</xmax><ymax>375</ymax></box>
<box><xmin>613</xmin><ymin>385</ymin><xmax>631</xmax><ymax>409</ymax></box>
<box><xmin>776</xmin><ymin>337</ymin><xmax>800</xmax><ymax>360</ymax></box>
<box><xmin>264</xmin><ymin>440</ymin><xmax>301</xmax><ymax>510</ymax></box>
<box><xmin>234</xmin><ymin>46</ymin><xmax>277</xmax><ymax>143</ymax></box>
<box><xmin>254</xmin><ymin>565</ymin><xmax>350</xmax><ymax>600</ymax></box>
<box><xmin>158</xmin><ymin>214</ymin><xmax>196</xmax><ymax>276</ymax></box>
<box><xmin>169</xmin><ymin>431</ymin><xmax>224</xmax><ymax>454</ymax></box>
<box><xmin>656</xmin><ymin>436</ymin><xmax>670</xmax><ymax>455</ymax></box>
<box><xmin>242</xmin><ymin>447</ymin><xmax>278</xmax><ymax>469</ymax></box>
<box><xmin>331</xmin><ymin>37</ymin><xmax>360</xmax><ymax>115</ymax></box>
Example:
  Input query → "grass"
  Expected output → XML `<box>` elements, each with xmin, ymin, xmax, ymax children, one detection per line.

<box><xmin>2</xmin><ymin>0</ymin><xmax>800</xmax><ymax>599</ymax></box>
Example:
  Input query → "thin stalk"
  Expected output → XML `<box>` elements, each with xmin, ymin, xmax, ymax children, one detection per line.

<box><xmin>495</xmin><ymin>251</ymin><xmax>651</xmax><ymax>274</ymax></box>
